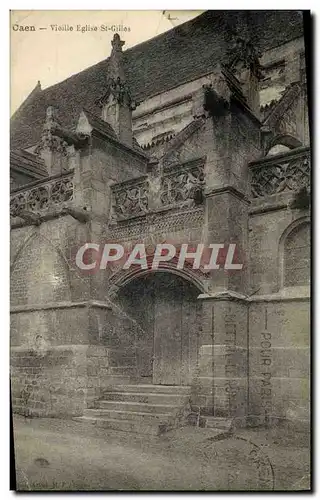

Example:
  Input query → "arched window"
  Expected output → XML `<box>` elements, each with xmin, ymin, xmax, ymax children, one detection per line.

<box><xmin>284</xmin><ymin>222</ymin><xmax>310</xmax><ymax>287</ymax></box>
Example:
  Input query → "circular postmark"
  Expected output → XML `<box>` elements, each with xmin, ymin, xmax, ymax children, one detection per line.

<box><xmin>162</xmin><ymin>427</ymin><xmax>275</xmax><ymax>491</ymax></box>
<box><xmin>199</xmin><ymin>433</ymin><xmax>275</xmax><ymax>491</ymax></box>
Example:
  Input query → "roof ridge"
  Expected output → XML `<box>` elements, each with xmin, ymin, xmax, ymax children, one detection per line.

<box><xmin>24</xmin><ymin>12</ymin><xmax>208</xmax><ymax>98</ymax></box>
<box><xmin>11</xmin><ymin>80</ymin><xmax>42</xmax><ymax>121</ymax></box>
<box><xmin>122</xmin><ymin>11</ymin><xmax>207</xmax><ymax>55</ymax></box>
<box><xmin>11</xmin><ymin>149</ymin><xmax>45</xmax><ymax>164</ymax></box>
<box><xmin>10</xmin><ymin>11</ymin><xmax>304</xmax><ymax>151</ymax></box>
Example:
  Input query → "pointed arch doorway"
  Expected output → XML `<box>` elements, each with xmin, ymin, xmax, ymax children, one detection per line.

<box><xmin>116</xmin><ymin>272</ymin><xmax>202</xmax><ymax>385</ymax></box>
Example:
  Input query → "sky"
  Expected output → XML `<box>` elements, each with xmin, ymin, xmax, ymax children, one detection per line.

<box><xmin>10</xmin><ymin>10</ymin><xmax>203</xmax><ymax>115</ymax></box>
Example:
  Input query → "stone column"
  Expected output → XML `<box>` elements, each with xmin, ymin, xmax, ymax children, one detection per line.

<box><xmin>191</xmin><ymin>91</ymin><xmax>259</xmax><ymax>423</ymax></box>
<box><xmin>196</xmin><ymin>294</ymin><xmax>248</xmax><ymax>424</ymax></box>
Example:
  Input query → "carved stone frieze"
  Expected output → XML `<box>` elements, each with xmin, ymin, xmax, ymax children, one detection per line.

<box><xmin>250</xmin><ymin>148</ymin><xmax>310</xmax><ymax>198</ymax></box>
<box><xmin>10</xmin><ymin>174</ymin><xmax>74</xmax><ymax>218</ymax></box>
<box><xmin>111</xmin><ymin>177</ymin><xmax>149</xmax><ymax>221</ymax></box>
<box><xmin>110</xmin><ymin>157</ymin><xmax>206</xmax><ymax>223</ymax></box>
<box><xmin>160</xmin><ymin>162</ymin><xmax>205</xmax><ymax>209</ymax></box>
<box><xmin>107</xmin><ymin>207</ymin><xmax>204</xmax><ymax>241</ymax></box>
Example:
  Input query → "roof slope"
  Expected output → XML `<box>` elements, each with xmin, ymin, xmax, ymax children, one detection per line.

<box><xmin>11</xmin><ymin>10</ymin><xmax>303</xmax><ymax>151</ymax></box>
<box><xmin>10</xmin><ymin>149</ymin><xmax>47</xmax><ymax>178</ymax></box>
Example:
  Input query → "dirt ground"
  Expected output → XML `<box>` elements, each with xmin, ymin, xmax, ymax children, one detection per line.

<box><xmin>12</xmin><ymin>415</ymin><xmax>311</xmax><ymax>491</ymax></box>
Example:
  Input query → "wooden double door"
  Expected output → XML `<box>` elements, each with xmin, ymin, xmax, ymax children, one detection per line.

<box><xmin>118</xmin><ymin>273</ymin><xmax>201</xmax><ymax>385</ymax></box>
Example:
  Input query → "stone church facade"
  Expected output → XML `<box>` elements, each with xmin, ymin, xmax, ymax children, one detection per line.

<box><xmin>10</xmin><ymin>11</ymin><xmax>310</xmax><ymax>435</ymax></box>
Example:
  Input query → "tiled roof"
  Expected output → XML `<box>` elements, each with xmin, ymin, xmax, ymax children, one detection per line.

<box><xmin>78</xmin><ymin>108</ymin><xmax>149</xmax><ymax>158</ymax></box>
<box><xmin>78</xmin><ymin>108</ymin><xmax>117</xmax><ymax>139</ymax></box>
<box><xmin>10</xmin><ymin>149</ymin><xmax>48</xmax><ymax>178</ymax></box>
<box><xmin>10</xmin><ymin>10</ymin><xmax>304</xmax><ymax>151</ymax></box>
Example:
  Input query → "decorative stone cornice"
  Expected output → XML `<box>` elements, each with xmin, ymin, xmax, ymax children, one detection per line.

<box><xmin>10</xmin><ymin>300</ymin><xmax>116</xmax><ymax>314</ymax></box>
<box><xmin>205</xmin><ymin>185</ymin><xmax>250</xmax><ymax>204</ymax></box>
<box><xmin>10</xmin><ymin>206</ymin><xmax>91</xmax><ymax>229</ymax></box>
<box><xmin>249</xmin><ymin>146</ymin><xmax>310</xmax><ymax>199</ymax></box>
<box><xmin>197</xmin><ymin>290</ymin><xmax>249</xmax><ymax>302</ymax></box>
<box><xmin>10</xmin><ymin>171</ymin><xmax>74</xmax><ymax>217</ymax></box>
<box><xmin>10</xmin><ymin>150</ymin><xmax>47</xmax><ymax>181</ymax></box>
<box><xmin>10</xmin><ymin>301</ymin><xmax>89</xmax><ymax>313</ymax></box>
<box><xmin>134</xmin><ymin>94</ymin><xmax>193</xmax><ymax>121</ymax></box>
<box><xmin>248</xmin><ymin>290</ymin><xmax>310</xmax><ymax>302</ymax></box>
<box><xmin>8</xmin><ymin>171</ymin><xmax>93</xmax><ymax>228</ymax></box>
<box><xmin>110</xmin><ymin>156</ymin><xmax>206</xmax><ymax>222</ymax></box>
<box><xmin>107</xmin><ymin>207</ymin><xmax>204</xmax><ymax>241</ymax></box>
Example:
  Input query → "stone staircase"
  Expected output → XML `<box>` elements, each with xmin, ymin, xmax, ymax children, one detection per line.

<box><xmin>74</xmin><ymin>384</ymin><xmax>192</xmax><ymax>436</ymax></box>
<box><xmin>199</xmin><ymin>416</ymin><xmax>234</xmax><ymax>433</ymax></box>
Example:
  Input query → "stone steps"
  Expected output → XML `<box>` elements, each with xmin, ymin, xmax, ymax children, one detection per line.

<box><xmin>83</xmin><ymin>408</ymin><xmax>172</xmax><ymax>422</ymax></box>
<box><xmin>104</xmin><ymin>384</ymin><xmax>191</xmax><ymax>394</ymax></box>
<box><xmin>77</xmin><ymin>384</ymin><xmax>192</xmax><ymax>435</ymax></box>
<box><xmin>99</xmin><ymin>375</ymin><xmax>132</xmax><ymax>384</ymax></box>
<box><xmin>73</xmin><ymin>416</ymin><xmax>160</xmax><ymax>435</ymax></box>
<box><xmin>95</xmin><ymin>400</ymin><xmax>179</xmax><ymax>414</ymax></box>
<box><xmin>98</xmin><ymin>391</ymin><xmax>189</xmax><ymax>405</ymax></box>
<box><xmin>108</xmin><ymin>366</ymin><xmax>137</xmax><ymax>375</ymax></box>
<box><xmin>77</xmin><ymin>384</ymin><xmax>234</xmax><ymax>437</ymax></box>
<box><xmin>200</xmin><ymin>416</ymin><xmax>234</xmax><ymax>431</ymax></box>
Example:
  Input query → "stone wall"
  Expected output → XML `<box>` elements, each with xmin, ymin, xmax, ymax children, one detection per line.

<box><xmin>11</xmin><ymin>345</ymin><xmax>88</xmax><ymax>418</ymax></box>
<box><xmin>260</xmin><ymin>37</ymin><xmax>305</xmax><ymax>108</ymax></box>
<box><xmin>249</xmin><ymin>207</ymin><xmax>310</xmax><ymax>296</ymax></box>
<box><xmin>11</xmin><ymin>216</ymin><xmax>91</xmax><ymax>306</ymax></box>
<box><xmin>11</xmin><ymin>342</ymin><xmax>137</xmax><ymax>418</ymax></box>
<box><xmin>248</xmin><ymin>298</ymin><xmax>309</xmax><ymax>427</ymax></box>
<box><xmin>133</xmin><ymin>73</ymin><xmax>216</xmax><ymax>147</ymax></box>
<box><xmin>9</xmin><ymin>205</ymin><xmax>145</xmax><ymax>416</ymax></box>
<box><xmin>85</xmin><ymin>344</ymin><xmax>137</xmax><ymax>408</ymax></box>
<box><xmin>10</xmin><ymin>25</ymin><xmax>310</xmax><ymax>427</ymax></box>
<box><xmin>132</xmin><ymin>35</ymin><xmax>306</xmax><ymax>150</ymax></box>
<box><xmin>195</xmin><ymin>297</ymin><xmax>249</xmax><ymax>422</ymax></box>
<box><xmin>10</xmin><ymin>214</ymin><xmax>90</xmax><ymax>417</ymax></box>
<box><xmin>247</xmin><ymin>193</ymin><xmax>310</xmax><ymax>427</ymax></box>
